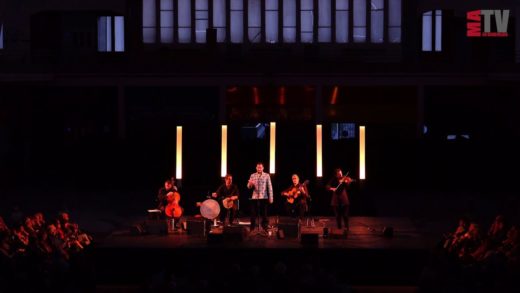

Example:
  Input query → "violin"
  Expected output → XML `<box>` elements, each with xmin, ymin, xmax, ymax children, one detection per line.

<box><xmin>165</xmin><ymin>191</ymin><xmax>183</xmax><ymax>218</ymax></box>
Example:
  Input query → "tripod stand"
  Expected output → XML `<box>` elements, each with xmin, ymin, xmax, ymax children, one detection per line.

<box><xmin>249</xmin><ymin>198</ymin><xmax>268</xmax><ymax>237</ymax></box>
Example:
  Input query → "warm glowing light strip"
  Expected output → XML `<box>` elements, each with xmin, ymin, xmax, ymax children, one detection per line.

<box><xmin>269</xmin><ymin>122</ymin><xmax>276</xmax><ymax>174</ymax></box>
<box><xmin>359</xmin><ymin>126</ymin><xmax>366</xmax><ymax>180</ymax></box>
<box><xmin>316</xmin><ymin>124</ymin><xmax>323</xmax><ymax>177</ymax></box>
<box><xmin>221</xmin><ymin>125</ymin><xmax>227</xmax><ymax>177</ymax></box>
<box><xmin>176</xmin><ymin>126</ymin><xmax>182</xmax><ymax>179</ymax></box>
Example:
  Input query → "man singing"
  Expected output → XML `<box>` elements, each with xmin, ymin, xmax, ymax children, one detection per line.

<box><xmin>247</xmin><ymin>162</ymin><xmax>273</xmax><ymax>232</ymax></box>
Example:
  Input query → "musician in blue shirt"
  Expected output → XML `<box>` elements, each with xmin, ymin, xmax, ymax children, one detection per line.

<box><xmin>247</xmin><ymin>162</ymin><xmax>274</xmax><ymax>231</ymax></box>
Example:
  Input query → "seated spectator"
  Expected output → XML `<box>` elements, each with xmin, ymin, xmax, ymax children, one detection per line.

<box><xmin>488</xmin><ymin>215</ymin><xmax>508</xmax><ymax>247</ymax></box>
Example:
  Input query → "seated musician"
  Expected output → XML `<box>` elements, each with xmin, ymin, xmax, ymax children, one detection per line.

<box><xmin>212</xmin><ymin>174</ymin><xmax>239</xmax><ymax>226</ymax></box>
<box><xmin>157</xmin><ymin>179</ymin><xmax>177</xmax><ymax>216</ymax></box>
<box><xmin>281</xmin><ymin>174</ymin><xmax>309</xmax><ymax>220</ymax></box>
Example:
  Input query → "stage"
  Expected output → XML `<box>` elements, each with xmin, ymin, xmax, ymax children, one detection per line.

<box><xmin>93</xmin><ymin>216</ymin><xmax>434</xmax><ymax>288</ymax></box>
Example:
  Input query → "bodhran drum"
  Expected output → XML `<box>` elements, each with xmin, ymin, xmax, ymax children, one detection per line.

<box><xmin>200</xmin><ymin>199</ymin><xmax>220</xmax><ymax>220</ymax></box>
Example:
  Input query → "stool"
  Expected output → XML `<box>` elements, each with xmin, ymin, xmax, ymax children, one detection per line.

<box><xmin>147</xmin><ymin>209</ymin><xmax>162</xmax><ymax>220</ymax></box>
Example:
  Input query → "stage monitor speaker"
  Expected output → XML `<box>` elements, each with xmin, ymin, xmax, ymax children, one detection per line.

<box><xmin>383</xmin><ymin>226</ymin><xmax>394</xmax><ymax>238</ymax></box>
<box><xmin>145</xmin><ymin>220</ymin><xmax>168</xmax><ymax>235</ymax></box>
<box><xmin>223</xmin><ymin>226</ymin><xmax>247</xmax><ymax>242</ymax></box>
<box><xmin>186</xmin><ymin>219</ymin><xmax>206</xmax><ymax>236</ymax></box>
<box><xmin>323</xmin><ymin>227</ymin><xmax>329</xmax><ymax>238</ymax></box>
<box><xmin>277</xmin><ymin>218</ymin><xmax>300</xmax><ymax>239</ymax></box>
<box><xmin>207</xmin><ymin>231</ymin><xmax>224</xmax><ymax>244</ymax></box>
<box><xmin>300</xmin><ymin>233</ymin><xmax>319</xmax><ymax>247</ymax></box>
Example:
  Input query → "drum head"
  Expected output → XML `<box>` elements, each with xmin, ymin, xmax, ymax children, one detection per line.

<box><xmin>200</xmin><ymin>199</ymin><xmax>220</xmax><ymax>219</ymax></box>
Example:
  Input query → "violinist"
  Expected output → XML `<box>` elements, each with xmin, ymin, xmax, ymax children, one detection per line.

<box><xmin>281</xmin><ymin>174</ymin><xmax>309</xmax><ymax>220</ymax></box>
<box><xmin>326</xmin><ymin>168</ymin><xmax>354</xmax><ymax>231</ymax></box>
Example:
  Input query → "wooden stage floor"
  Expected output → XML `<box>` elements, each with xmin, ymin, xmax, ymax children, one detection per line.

<box><xmin>98</xmin><ymin>216</ymin><xmax>433</xmax><ymax>250</ymax></box>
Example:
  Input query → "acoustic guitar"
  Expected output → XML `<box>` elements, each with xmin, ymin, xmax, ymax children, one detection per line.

<box><xmin>282</xmin><ymin>180</ymin><xmax>309</xmax><ymax>204</ymax></box>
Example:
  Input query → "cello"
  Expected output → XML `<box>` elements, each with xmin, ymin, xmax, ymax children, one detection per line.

<box><xmin>165</xmin><ymin>191</ymin><xmax>183</xmax><ymax>218</ymax></box>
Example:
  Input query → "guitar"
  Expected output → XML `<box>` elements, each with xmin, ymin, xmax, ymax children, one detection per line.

<box><xmin>222</xmin><ymin>195</ymin><xmax>239</xmax><ymax>209</ymax></box>
<box><xmin>282</xmin><ymin>180</ymin><xmax>309</xmax><ymax>204</ymax></box>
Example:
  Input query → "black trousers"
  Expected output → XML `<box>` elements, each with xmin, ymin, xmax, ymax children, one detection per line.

<box><xmin>285</xmin><ymin>201</ymin><xmax>307</xmax><ymax>220</ymax></box>
<box><xmin>220</xmin><ymin>205</ymin><xmax>237</xmax><ymax>224</ymax></box>
<box><xmin>332</xmin><ymin>204</ymin><xmax>349</xmax><ymax>230</ymax></box>
<box><xmin>250</xmin><ymin>199</ymin><xmax>269</xmax><ymax>230</ymax></box>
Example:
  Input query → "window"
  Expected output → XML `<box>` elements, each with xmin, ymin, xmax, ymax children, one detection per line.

<box><xmin>331</xmin><ymin>123</ymin><xmax>356</xmax><ymax>140</ymax></box>
<box><xmin>335</xmin><ymin>0</ymin><xmax>349</xmax><ymax>43</ymax></box>
<box><xmin>142</xmin><ymin>0</ymin><xmax>156</xmax><ymax>43</ymax></box>
<box><xmin>265</xmin><ymin>0</ymin><xmax>279</xmax><ymax>43</ymax></box>
<box><xmin>283</xmin><ymin>0</ymin><xmax>296</xmax><ymax>43</ymax></box>
<box><xmin>301</xmin><ymin>0</ymin><xmax>314</xmax><ymax>43</ymax></box>
<box><xmin>230</xmin><ymin>0</ymin><xmax>244</xmax><ymax>43</ymax></box>
<box><xmin>98</xmin><ymin>16</ymin><xmax>125</xmax><ymax>52</ymax></box>
<box><xmin>422</xmin><ymin>10</ymin><xmax>442</xmax><ymax>52</ymax></box>
<box><xmin>318</xmin><ymin>0</ymin><xmax>332</xmax><ymax>42</ymax></box>
<box><xmin>213</xmin><ymin>0</ymin><xmax>227</xmax><ymax>42</ymax></box>
<box><xmin>160</xmin><ymin>0</ymin><xmax>174</xmax><ymax>43</ymax></box>
<box><xmin>141</xmin><ymin>0</ymin><xmax>401</xmax><ymax>45</ymax></box>
<box><xmin>388</xmin><ymin>0</ymin><xmax>401</xmax><ymax>43</ymax></box>
<box><xmin>195</xmin><ymin>0</ymin><xmax>208</xmax><ymax>43</ymax></box>
<box><xmin>248</xmin><ymin>0</ymin><xmax>261</xmax><ymax>43</ymax></box>
<box><xmin>370</xmin><ymin>0</ymin><xmax>384</xmax><ymax>43</ymax></box>
<box><xmin>353</xmin><ymin>0</ymin><xmax>366</xmax><ymax>43</ymax></box>
<box><xmin>178</xmin><ymin>0</ymin><xmax>191</xmax><ymax>43</ymax></box>
<box><xmin>0</xmin><ymin>23</ymin><xmax>3</xmax><ymax>49</ymax></box>
<box><xmin>241</xmin><ymin>123</ymin><xmax>269</xmax><ymax>140</ymax></box>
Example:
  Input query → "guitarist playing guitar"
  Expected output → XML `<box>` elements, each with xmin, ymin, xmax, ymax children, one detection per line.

<box><xmin>281</xmin><ymin>174</ymin><xmax>310</xmax><ymax>220</ymax></box>
<box><xmin>212</xmin><ymin>174</ymin><xmax>240</xmax><ymax>226</ymax></box>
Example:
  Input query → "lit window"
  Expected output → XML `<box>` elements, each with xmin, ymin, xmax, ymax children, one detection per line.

<box><xmin>283</xmin><ymin>0</ymin><xmax>296</xmax><ymax>43</ymax></box>
<box><xmin>160</xmin><ymin>0</ymin><xmax>174</xmax><ymax>43</ymax></box>
<box><xmin>388</xmin><ymin>0</ymin><xmax>401</xmax><ymax>43</ymax></box>
<box><xmin>335</xmin><ymin>0</ymin><xmax>349</xmax><ymax>43</ymax></box>
<box><xmin>142</xmin><ymin>0</ymin><xmax>156</xmax><ymax>43</ymax></box>
<box><xmin>422</xmin><ymin>10</ymin><xmax>442</xmax><ymax>51</ymax></box>
<box><xmin>0</xmin><ymin>24</ymin><xmax>3</xmax><ymax>49</ymax></box>
<box><xmin>195</xmin><ymin>0</ymin><xmax>208</xmax><ymax>43</ymax></box>
<box><xmin>213</xmin><ymin>0</ymin><xmax>227</xmax><ymax>42</ymax></box>
<box><xmin>265</xmin><ymin>0</ymin><xmax>279</xmax><ymax>43</ymax></box>
<box><xmin>318</xmin><ymin>0</ymin><xmax>332</xmax><ymax>42</ymax></box>
<box><xmin>370</xmin><ymin>0</ymin><xmax>384</xmax><ymax>43</ymax></box>
<box><xmin>331</xmin><ymin>123</ymin><xmax>356</xmax><ymax>140</ymax></box>
<box><xmin>248</xmin><ymin>0</ymin><xmax>261</xmax><ymax>43</ymax></box>
<box><xmin>230</xmin><ymin>0</ymin><xmax>244</xmax><ymax>43</ymax></box>
<box><xmin>353</xmin><ymin>0</ymin><xmax>366</xmax><ymax>42</ymax></box>
<box><xmin>301</xmin><ymin>0</ymin><xmax>314</xmax><ymax>43</ymax></box>
<box><xmin>98</xmin><ymin>16</ymin><xmax>125</xmax><ymax>52</ymax></box>
<box><xmin>178</xmin><ymin>0</ymin><xmax>191</xmax><ymax>43</ymax></box>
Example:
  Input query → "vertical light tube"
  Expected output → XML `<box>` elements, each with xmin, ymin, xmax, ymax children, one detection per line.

<box><xmin>359</xmin><ymin>126</ymin><xmax>366</xmax><ymax>180</ymax></box>
<box><xmin>269</xmin><ymin>122</ymin><xmax>276</xmax><ymax>174</ymax></box>
<box><xmin>221</xmin><ymin>125</ymin><xmax>228</xmax><ymax>177</ymax></box>
<box><xmin>316</xmin><ymin>124</ymin><xmax>323</xmax><ymax>177</ymax></box>
<box><xmin>176</xmin><ymin>126</ymin><xmax>183</xmax><ymax>179</ymax></box>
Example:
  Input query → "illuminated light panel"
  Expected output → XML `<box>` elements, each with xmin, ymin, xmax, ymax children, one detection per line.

<box><xmin>317</xmin><ymin>124</ymin><xmax>323</xmax><ymax>177</ymax></box>
<box><xmin>176</xmin><ymin>126</ymin><xmax>183</xmax><ymax>179</ymax></box>
<box><xmin>359</xmin><ymin>126</ymin><xmax>366</xmax><ymax>180</ymax></box>
<box><xmin>221</xmin><ymin>125</ymin><xmax>227</xmax><ymax>177</ymax></box>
